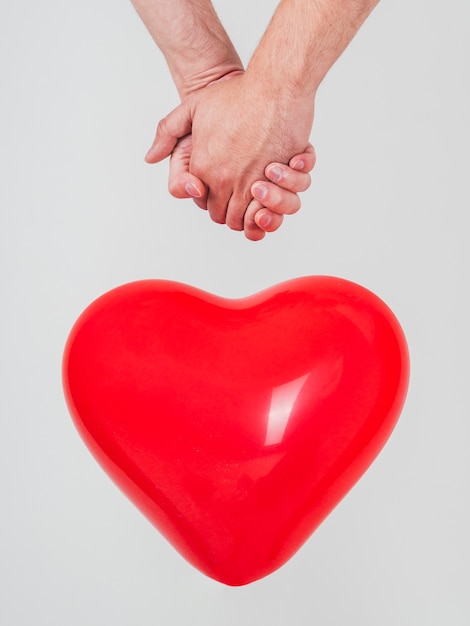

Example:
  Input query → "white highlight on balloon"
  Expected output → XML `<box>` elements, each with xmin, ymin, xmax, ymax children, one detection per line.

<box><xmin>264</xmin><ymin>373</ymin><xmax>310</xmax><ymax>446</ymax></box>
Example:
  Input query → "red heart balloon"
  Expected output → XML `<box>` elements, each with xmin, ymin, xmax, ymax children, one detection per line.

<box><xmin>63</xmin><ymin>276</ymin><xmax>409</xmax><ymax>586</ymax></box>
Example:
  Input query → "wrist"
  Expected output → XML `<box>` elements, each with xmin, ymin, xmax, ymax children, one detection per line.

<box><xmin>245</xmin><ymin>0</ymin><xmax>379</xmax><ymax>100</ymax></box>
<box><xmin>244</xmin><ymin>59</ymin><xmax>318</xmax><ymax>104</ymax></box>
<box><xmin>178</xmin><ymin>62</ymin><xmax>244</xmax><ymax>100</ymax></box>
<box><xmin>244</xmin><ymin>8</ymin><xmax>321</xmax><ymax>100</ymax></box>
<box><xmin>131</xmin><ymin>0</ymin><xmax>244</xmax><ymax>99</ymax></box>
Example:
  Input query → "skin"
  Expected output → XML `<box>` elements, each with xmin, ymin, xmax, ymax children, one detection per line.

<box><xmin>131</xmin><ymin>0</ymin><xmax>315</xmax><ymax>239</ymax></box>
<box><xmin>167</xmin><ymin>130</ymin><xmax>316</xmax><ymax>241</ymax></box>
<box><xmin>132</xmin><ymin>0</ymin><xmax>379</xmax><ymax>240</ymax></box>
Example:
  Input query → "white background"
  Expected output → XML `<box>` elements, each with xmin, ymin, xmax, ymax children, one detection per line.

<box><xmin>1</xmin><ymin>1</ymin><xmax>468</xmax><ymax>624</ymax></box>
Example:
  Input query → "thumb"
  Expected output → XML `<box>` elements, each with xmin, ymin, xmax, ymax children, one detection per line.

<box><xmin>145</xmin><ymin>100</ymin><xmax>193</xmax><ymax>164</ymax></box>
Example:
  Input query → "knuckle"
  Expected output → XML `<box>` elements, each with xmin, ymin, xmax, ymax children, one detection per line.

<box><xmin>208</xmin><ymin>207</ymin><xmax>226</xmax><ymax>224</ymax></box>
<box><xmin>213</xmin><ymin>170</ymin><xmax>231</xmax><ymax>190</ymax></box>
<box><xmin>212</xmin><ymin>215</ymin><xmax>226</xmax><ymax>225</ymax></box>
<box><xmin>246</xmin><ymin>228</ymin><xmax>265</xmax><ymax>241</ymax></box>
<box><xmin>156</xmin><ymin>117</ymin><xmax>168</xmax><ymax>137</ymax></box>
<box><xmin>269</xmin><ymin>189</ymin><xmax>301</xmax><ymax>215</ymax></box>
<box><xmin>226</xmin><ymin>214</ymin><xmax>244</xmax><ymax>231</ymax></box>
<box><xmin>243</xmin><ymin>201</ymin><xmax>260</xmax><ymax>229</ymax></box>
<box><xmin>269</xmin><ymin>188</ymin><xmax>287</xmax><ymax>212</ymax></box>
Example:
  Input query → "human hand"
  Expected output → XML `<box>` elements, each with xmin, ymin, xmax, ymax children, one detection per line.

<box><xmin>145</xmin><ymin>73</ymin><xmax>315</xmax><ymax>237</ymax></box>
<box><xmin>166</xmin><ymin>135</ymin><xmax>315</xmax><ymax>240</ymax></box>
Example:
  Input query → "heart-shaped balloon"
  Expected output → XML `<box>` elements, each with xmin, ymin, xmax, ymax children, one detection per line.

<box><xmin>63</xmin><ymin>276</ymin><xmax>409</xmax><ymax>586</ymax></box>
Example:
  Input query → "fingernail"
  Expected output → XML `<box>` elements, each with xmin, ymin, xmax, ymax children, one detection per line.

<box><xmin>293</xmin><ymin>159</ymin><xmax>305</xmax><ymax>171</ymax></box>
<box><xmin>258</xmin><ymin>213</ymin><xmax>271</xmax><ymax>229</ymax></box>
<box><xmin>252</xmin><ymin>184</ymin><xmax>267</xmax><ymax>201</ymax></box>
<box><xmin>268</xmin><ymin>166</ymin><xmax>283</xmax><ymax>182</ymax></box>
<box><xmin>184</xmin><ymin>182</ymin><xmax>202</xmax><ymax>198</ymax></box>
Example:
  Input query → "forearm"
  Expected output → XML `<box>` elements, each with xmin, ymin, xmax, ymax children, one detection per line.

<box><xmin>130</xmin><ymin>0</ymin><xmax>243</xmax><ymax>98</ymax></box>
<box><xmin>246</xmin><ymin>0</ymin><xmax>379</xmax><ymax>99</ymax></box>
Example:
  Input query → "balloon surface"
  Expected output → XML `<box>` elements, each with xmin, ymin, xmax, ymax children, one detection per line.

<box><xmin>63</xmin><ymin>276</ymin><xmax>409</xmax><ymax>586</ymax></box>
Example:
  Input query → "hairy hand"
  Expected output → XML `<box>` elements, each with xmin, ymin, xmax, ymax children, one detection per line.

<box><xmin>146</xmin><ymin>73</ymin><xmax>315</xmax><ymax>238</ymax></box>
<box><xmin>167</xmin><ymin>135</ymin><xmax>315</xmax><ymax>240</ymax></box>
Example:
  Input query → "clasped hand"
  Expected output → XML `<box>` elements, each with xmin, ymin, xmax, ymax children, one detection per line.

<box><xmin>145</xmin><ymin>73</ymin><xmax>316</xmax><ymax>240</ymax></box>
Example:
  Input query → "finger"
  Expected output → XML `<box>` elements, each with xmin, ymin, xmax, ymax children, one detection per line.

<box><xmin>289</xmin><ymin>143</ymin><xmax>316</xmax><ymax>173</ymax></box>
<box><xmin>204</xmin><ymin>169</ymin><xmax>235</xmax><ymax>224</ymax></box>
<box><xmin>251</xmin><ymin>181</ymin><xmax>302</xmax><ymax>216</ymax></box>
<box><xmin>254</xmin><ymin>208</ymin><xmax>284</xmax><ymax>233</ymax></box>
<box><xmin>225</xmin><ymin>204</ymin><xmax>244</xmax><ymax>230</ymax></box>
<box><xmin>244</xmin><ymin>201</ymin><xmax>284</xmax><ymax>239</ymax></box>
<box><xmin>145</xmin><ymin>101</ymin><xmax>193</xmax><ymax>164</ymax></box>
<box><xmin>263</xmin><ymin>143</ymin><xmax>316</xmax><ymax>192</ymax></box>
<box><xmin>206</xmin><ymin>187</ymin><xmax>232</xmax><ymax>225</ymax></box>
<box><xmin>225</xmin><ymin>189</ymin><xmax>253</xmax><ymax>232</ymax></box>
<box><xmin>265</xmin><ymin>163</ymin><xmax>311</xmax><ymax>193</ymax></box>
<box><xmin>168</xmin><ymin>135</ymin><xmax>207</xmax><ymax>202</ymax></box>
<box><xmin>243</xmin><ymin>199</ymin><xmax>268</xmax><ymax>241</ymax></box>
